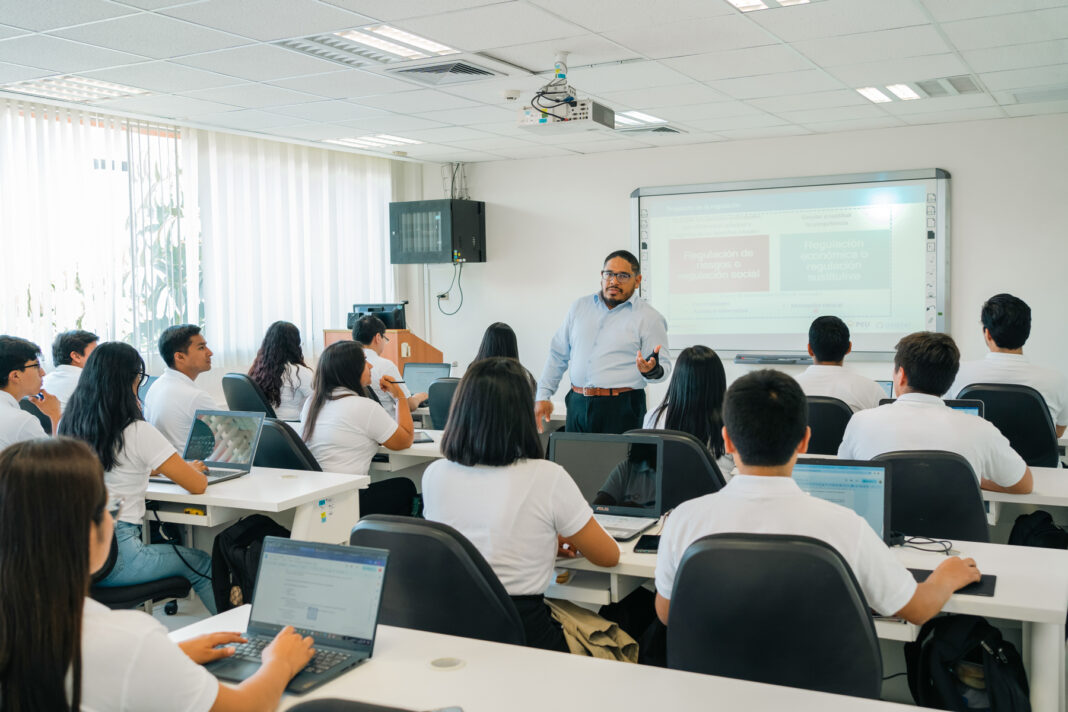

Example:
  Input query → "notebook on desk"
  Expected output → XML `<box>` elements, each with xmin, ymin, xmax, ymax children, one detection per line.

<box><xmin>149</xmin><ymin>410</ymin><xmax>265</xmax><ymax>485</ymax></box>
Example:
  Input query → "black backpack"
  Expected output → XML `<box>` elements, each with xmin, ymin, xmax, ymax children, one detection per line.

<box><xmin>1008</xmin><ymin>510</ymin><xmax>1068</xmax><ymax>549</ymax></box>
<box><xmin>905</xmin><ymin>615</ymin><xmax>1029</xmax><ymax>711</ymax></box>
<box><xmin>211</xmin><ymin>514</ymin><xmax>291</xmax><ymax>612</ymax></box>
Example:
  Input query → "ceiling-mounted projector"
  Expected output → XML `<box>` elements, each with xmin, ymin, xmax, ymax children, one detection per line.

<box><xmin>518</xmin><ymin>52</ymin><xmax>615</xmax><ymax>133</ymax></box>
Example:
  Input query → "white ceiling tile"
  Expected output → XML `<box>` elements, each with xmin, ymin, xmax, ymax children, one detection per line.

<box><xmin>80</xmin><ymin>61</ymin><xmax>241</xmax><ymax>92</ymax></box>
<box><xmin>1003</xmin><ymin>98</ymin><xmax>1068</xmax><ymax>116</ymax></box>
<box><xmin>0</xmin><ymin>35</ymin><xmax>149</xmax><ymax>73</ymax></box>
<box><xmin>898</xmin><ymin>106</ymin><xmax>1008</xmax><ymax>125</ymax></box>
<box><xmin>980</xmin><ymin>65</ymin><xmax>1068</xmax><ymax>91</ymax></box>
<box><xmin>438</xmin><ymin>76</ymin><xmax>546</xmax><ymax>106</ymax></box>
<box><xmin>411</xmin><ymin>104</ymin><xmax>516</xmax><ymax>125</ymax></box>
<box><xmin>602</xmin><ymin>15</ymin><xmax>775</xmax><ymax>58</ymax></box>
<box><xmin>715</xmin><ymin>125</ymin><xmax>813</xmax><ymax>140</ymax></box>
<box><xmin>962</xmin><ymin>40</ymin><xmax>1068</xmax><ymax>74</ymax></box>
<box><xmin>0</xmin><ymin>62</ymin><xmax>52</xmax><ymax>84</ymax></box>
<box><xmin>826</xmin><ymin>54</ymin><xmax>971</xmax><ymax>87</ymax></box>
<box><xmin>525</xmin><ymin>0</ymin><xmax>734</xmax><ymax>33</ymax></box>
<box><xmin>0</xmin><ymin>24</ymin><xmax>27</xmax><ymax>40</ymax></box>
<box><xmin>879</xmin><ymin>93</ymin><xmax>997</xmax><ymax>115</ymax></box>
<box><xmin>0</xmin><ymin>1</ymin><xmax>137</xmax><ymax>32</ymax></box>
<box><xmin>268</xmin><ymin>69</ymin><xmax>418</xmax><ymax>99</ymax></box>
<box><xmin>185</xmin><ymin>108</ymin><xmax>307</xmax><ymax>129</ymax></box>
<box><xmin>921</xmin><ymin>0</ymin><xmax>1068</xmax><ymax>24</ymax></box>
<box><xmin>474</xmin><ymin>120</ymin><xmax>530</xmax><ymax>136</ymax></box>
<box><xmin>773</xmin><ymin>104</ymin><xmax>888</xmax><ymax>123</ymax></box>
<box><xmin>410</xmin><ymin>148</ymin><xmax>506</xmax><ymax>162</ymax></box>
<box><xmin>319</xmin><ymin>0</ymin><xmax>504</xmax><ymax>22</ymax></box>
<box><xmin>516</xmin><ymin>127</ymin><xmax>616</xmax><ymax>144</ymax></box>
<box><xmin>178</xmin><ymin>83</ymin><xmax>322</xmax><ymax>108</ymax></box>
<box><xmin>391</xmin><ymin>125</ymin><xmax>496</xmax><ymax>142</ymax></box>
<box><xmin>394</xmin><ymin>4</ymin><xmax>583</xmax><ymax>53</ymax></box>
<box><xmin>334</xmin><ymin>114</ymin><xmax>447</xmax><ymax>131</ymax></box>
<box><xmin>662</xmin><ymin>45</ymin><xmax>812</xmax><ymax>83</ymax></box>
<box><xmin>653</xmin><ymin>100</ymin><xmax>768</xmax><ymax>121</ymax></box>
<box><xmin>111</xmin><ymin>0</ymin><xmax>210</xmax><ymax>9</ymax></box>
<box><xmin>564</xmin><ymin>137</ymin><xmax>653</xmax><ymax>153</ymax></box>
<box><xmin>597</xmin><ymin>82</ymin><xmax>727</xmax><ymax>110</ymax></box>
<box><xmin>707</xmin><ymin>69</ymin><xmax>846</xmax><ymax>99</ymax></box>
<box><xmin>748</xmin><ymin>90</ymin><xmax>869</xmax><ymax>112</ymax></box>
<box><xmin>794</xmin><ymin>26</ymin><xmax>952</xmax><ymax>67</ymax></box>
<box><xmin>487</xmin><ymin>144</ymin><xmax>579</xmax><ymax>159</ymax></box>
<box><xmin>483</xmin><ymin>35</ymin><xmax>639</xmax><ymax>73</ymax></box>
<box><xmin>161</xmin><ymin>0</ymin><xmax>370</xmax><ymax>42</ymax></box>
<box><xmin>635</xmin><ymin>131</ymin><xmax>726</xmax><ymax>145</ymax></box>
<box><xmin>173</xmin><ymin>44</ymin><xmax>345</xmax><ymax>81</ymax></box>
<box><xmin>683</xmin><ymin>113</ymin><xmax>790</xmax><ymax>131</ymax></box>
<box><xmin>568</xmin><ymin>61</ymin><xmax>693</xmax><ymax>93</ymax></box>
<box><xmin>353</xmin><ymin>89</ymin><xmax>478</xmax><ymax>112</ymax></box>
<box><xmin>747</xmin><ymin>0</ymin><xmax>930</xmax><ymax>42</ymax></box>
<box><xmin>266</xmin><ymin>122</ymin><xmax>367</xmax><ymax>140</ymax></box>
<box><xmin>51</xmin><ymin>13</ymin><xmax>251</xmax><ymax>60</ymax></box>
<box><xmin>941</xmin><ymin>8</ymin><xmax>1068</xmax><ymax>51</ymax></box>
<box><xmin>801</xmin><ymin>116</ymin><xmax>907</xmax><ymax>132</ymax></box>
<box><xmin>380</xmin><ymin>142</ymin><xmax>458</xmax><ymax>156</ymax></box>
<box><xmin>442</xmin><ymin>135</ymin><xmax>538</xmax><ymax>150</ymax></box>
<box><xmin>92</xmin><ymin>93</ymin><xmax>240</xmax><ymax>117</ymax></box>
<box><xmin>268</xmin><ymin>100</ymin><xmax>389</xmax><ymax>122</ymax></box>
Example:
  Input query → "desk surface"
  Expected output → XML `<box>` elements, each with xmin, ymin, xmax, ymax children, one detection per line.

<box><xmin>172</xmin><ymin>606</ymin><xmax>915</xmax><ymax>712</ymax></box>
<box><xmin>145</xmin><ymin>467</ymin><xmax>369</xmax><ymax>512</ymax></box>
<box><xmin>983</xmin><ymin>465</ymin><xmax>1068</xmax><ymax>507</ymax></box>
<box><xmin>377</xmin><ymin>430</ymin><xmax>444</xmax><ymax>459</ymax></box>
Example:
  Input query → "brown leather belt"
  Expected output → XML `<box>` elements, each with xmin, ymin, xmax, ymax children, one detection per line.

<box><xmin>572</xmin><ymin>386</ymin><xmax>635</xmax><ymax>397</ymax></box>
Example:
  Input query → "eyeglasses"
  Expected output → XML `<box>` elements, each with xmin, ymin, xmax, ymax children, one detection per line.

<box><xmin>601</xmin><ymin>270</ymin><xmax>634</xmax><ymax>283</ymax></box>
<box><xmin>137</xmin><ymin>370</ymin><xmax>148</xmax><ymax>388</ymax></box>
<box><xmin>16</xmin><ymin>361</ymin><xmax>43</xmax><ymax>372</ymax></box>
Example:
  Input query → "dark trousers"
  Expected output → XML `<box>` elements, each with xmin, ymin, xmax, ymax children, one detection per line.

<box><xmin>511</xmin><ymin>594</ymin><xmax>568</xmax><ymax>652</ymax></box>
<box><xmin>565</xmin><ymin>389</ymin><xmax>646</xmax><ymax>434</ymax></box>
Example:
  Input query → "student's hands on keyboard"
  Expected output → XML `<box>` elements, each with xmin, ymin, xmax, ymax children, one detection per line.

<box><xmin>180</xmin><ymin>631</ymin><xmax>247</xmax><ymax>664</ymax></box>
<box><xmin>263</xmin><ymin>626</ymin><xmax>316</xmax><ymax>679</ymax></box>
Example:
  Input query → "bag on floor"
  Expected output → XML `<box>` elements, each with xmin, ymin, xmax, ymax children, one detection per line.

<box><xmin>211</xmin><ymin>514</ymin><xmax>290</xmax><ymax>612</ymax></box>
<box><xmin>905</xmin><ymin>615</ymin><xmax>1029</xmax><ymax>712</ymax></box>
<box><xmin>1008</xmin><ymin>510</ymin><xmax>1068</xmax><ymax>549</ymax></box>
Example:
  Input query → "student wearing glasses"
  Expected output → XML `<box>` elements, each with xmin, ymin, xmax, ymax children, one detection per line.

<box><xmin>0</xmin><ymin>335</ymin><xmax>60</xmax><ymax>447</ymax></box>
<box><xmin>353</xmin><ymin>315</ymin><xmax>427</xmax><ymax>420</ymax></box>
<box><xmin>59</xmin><ymin>342</ymin><xmax>219</xmax><ymax>614</ymax></box>
<box><xmin>0</xmin><ymin>437</ymin><xmax>315</xmax><ymax>711</ymax></box>
<box><xmin>536</xmin><ymin>250</ymin><xmax>671</xmax><ymax>435</ymax></box>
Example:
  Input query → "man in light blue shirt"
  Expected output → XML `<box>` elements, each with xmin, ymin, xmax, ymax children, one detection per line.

<box><xmin>536</xmin><ymin>250</ymin><xmax>671</xmax><ymax>434</ymax></box>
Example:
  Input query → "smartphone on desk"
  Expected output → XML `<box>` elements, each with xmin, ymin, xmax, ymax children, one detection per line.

<box><xmin>634</xmin><ymin>534</ymin><xmax>660</xmax><ymax>554</ymax></box>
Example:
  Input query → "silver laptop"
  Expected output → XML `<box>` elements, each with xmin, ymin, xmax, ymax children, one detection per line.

<box><xmin>206</xmin><ymin>537</ymin><xmax>389</xmax><ymax>694</ymax></box>
<box><xmin>402</xmin><ymin>362</ymin><xmax>451</xmax><ymax>397</ymax></box>
<box><xmin>549</xmin><ymin>433</ymin><xmax>663</xmax><ymax>540</ymax></box>
<box><xmin>150</xmin><ymin>410</ymin><xmax>265</xmax><ymax>485</ymax></box>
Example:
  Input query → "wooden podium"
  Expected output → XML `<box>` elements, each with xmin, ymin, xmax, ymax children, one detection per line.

<box><xmin>322</xmin><ymin>329</ymin><xmax>443</xmax><ymax>371</ymax></box>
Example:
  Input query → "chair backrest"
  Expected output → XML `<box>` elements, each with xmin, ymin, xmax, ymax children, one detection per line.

<box><xmin>626</xmin><ymin>428</ymin><xmax>726</xmax><ymax>509</ymax></box>
<box><xmin>873</xmin><ymin>450</ymin><xmax>989</xmax><ymax>542</ymax></box>
<box><xmin>222</xmin><ymin>373</ymin><xmax>277</xmax><ymax>418</ymax></box>
<box><xmin>349</xmin><ymin>515</ymin><xmax>525</xmax><ymax>646</ymax></box>
<box><xmin>957</xmin><ymin>383</ymin><xmax>1059</xmax><ymax>467</ymax></box>
<box><xmin>137</xmin><ymin>374</ymin><xmax>157</xmax><ymax>403</ymax></box>
<box><xmin>667</xmin><ymin>533</ymin><xmax>882</xmax><ymax>699</ymax></box>
<box><xmin>18</xmin><ymin>398</ymin><xmax>51</xmax><ymax>433</ymax></box>
<box><xmin>805</xmin><ymin>396</ymin><xmax>853</xmax><ymax>455</ymax></box>
<box><xmin>253</xmin><ymin>418</ymin><xmax>321</xmax><ymax>471</ymax></box>
<box><xmin>427</xmin><ymin>377</ymin><xmax>461</xmax><ymax>430</ymax></box>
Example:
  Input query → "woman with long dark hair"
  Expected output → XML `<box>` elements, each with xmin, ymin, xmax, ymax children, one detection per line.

<box><xmin>300</xmin><ymin>341</ymin><xmax>414</xmax><ymax>475</ymax></box>
<box><xmin>0</xmin><ymin>437</ymin><xmax>314</xmax><ymax>711</ymax></box>
<box><xmin>248</xmin><ymin>321</ymin><xmax>313</xmax><ymax>420</ymax></box>
<box><xmin>472</xmin><ymin>322</ymin><xmax>537</xmax><ymax>395</ymax></box>
<box><xmin>422</xmin><ymin>357</ymin><xmax>620</xmax><ymax>652</ymax></box>
<box><xmin>59</xmin><ymin>342</ymin><xmax>219</xmax><ymax>613</ymax></box>
<box><xmin>644</xmin><ymin>345</ymin><xmax>734</xmax><ymax>476</ymax></box>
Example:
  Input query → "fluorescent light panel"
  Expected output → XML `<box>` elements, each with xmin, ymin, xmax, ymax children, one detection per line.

<box><xmin>727</xmin><ymin>0</ymin><xmax>812</xmax><ymax>10</ymax></box>
<box><xmin>367</xmin><ymin>26</ymin><xmax>458</xmax><ymax>56</ymax></box>
<box><xmin>857</xmin><ymin>87</ymin><xmax>892</xmax><ymax>103</ymax></box>
<box><xmin>614</xmin><ymin>115</ymin><xmax>643</xmax><ymax>126</ymax></box>
<box><xmin>325</xmin><ymin>134</ymin><xmax>423</xmax><ymax>150</ymax></box>
<box><xmin>886</xmin><ymin>83</ymin><xmax>921</xmax><ymax>100</ymax></box>
<box><xmin>620</xmin><ymin>110</ymin><xmax>666</xmax><ymax>124</ymax></box>
<box><xmin>336</xmin><ymin>30</ymin><xmax>427</xmax><ymax>59</ymax></box>
<box><xmin>1</xmin><ymin>75</ymin><xmax>148</xmax><ymax>103</ymax></box>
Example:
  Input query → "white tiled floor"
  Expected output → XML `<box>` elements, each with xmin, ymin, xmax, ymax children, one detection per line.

<box><xmin>152</xmin><ymin>593</ymin><xmax>212</xmax><ymax>632</ymax></box>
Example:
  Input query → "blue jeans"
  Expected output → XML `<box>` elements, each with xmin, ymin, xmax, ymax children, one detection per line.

<box><xmin>98</xmin><ymin>521</ymin><xmax>217</xmax><ymax>615</ymax></box>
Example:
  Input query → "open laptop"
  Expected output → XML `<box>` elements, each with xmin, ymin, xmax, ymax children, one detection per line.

<box><xmin>149</xmin><ymin>410</ymin><xmax>265</xmax><ymax>485</ymax></box>
<box><xmin>207</xmin><ymin>537</ymin><xmax>389</xmax><ymax>694</ymax></box>
<box><xmin>878</xmin><ymin>398</ymin><xmax>985</xmax><ymax>417</ymax></box>
<box><xmin>549</xmin><ymin>432</ymin><xmax>663</xmax><ymax>541</ymax></box>
<box><xmin>876</xmin><ymin>380</ymin><xmax>894</xmax><ymax>398</ymax></box>
<box><xmin>793</xmin><ymin>458</ymin><xmax>891</xmax><ymax>543</ymax></box>
<box><xmin>402</xmin><ymin>362</ymin><xmax>451</xmax><ymax>399</ymax></box>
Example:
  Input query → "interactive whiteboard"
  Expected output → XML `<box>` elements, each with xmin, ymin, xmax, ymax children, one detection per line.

<box><xmin>632</xmin><ymin>169</ymin><xmax>950</xmax><ymax>357</ymax></box>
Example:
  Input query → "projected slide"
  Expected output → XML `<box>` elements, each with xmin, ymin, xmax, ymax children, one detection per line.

<box><xmin>638</xmin><ymin>172</ymin><xmax>947</xmax><ymax>354</ymax></box>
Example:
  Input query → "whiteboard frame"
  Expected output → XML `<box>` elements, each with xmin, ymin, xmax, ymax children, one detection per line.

<box><xmin>631</xmin><ymin>168</ymin><xmax>951</xmax><ymax>360</ymax></box>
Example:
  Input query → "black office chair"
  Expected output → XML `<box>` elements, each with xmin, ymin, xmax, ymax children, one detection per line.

<box><xmin>254</xmin><ymin>419</ymin><xmax>321</xmax><ymax>471</ymax></box>
<box><xmin>360</xmin><ymin>477</ymin><xmax>418</xmax><ymax>517</ymax></box>
<box><xmin>667</xmin><ymin>533</ymin><xmax>882</xmax><ymax>699</ymax></box>
<box><xmin>222</xmin><ymin>373</ymin><xmax>277</xmax><ymax>418</ymax></box>
<box><xmin>90</xmin><ymin>534</ymin><xmax>191</xmax><ymax>614</ymax></box>
<box><xmin>873</xmin><ymin>450</ymin><xmax>989</xmax><ymax>543</ymax></box>
<box><xmin>626</xmin><ymin>428</ymin><xmax>726</xmax><ymax>510</ymax></box>
<box><xmin>349</xmin><ymin>515</ymin><xmax>525</xmax><ymax>646</ymax></box>
<box><xmin>957</xmin><ymin>383</ymin><xmax>1059</xmax><ymax>467</ymax></box>
<box><xmin>427</xmin><ymin>377</ymin><xmax>460</xmax><ymax>430</ymax></box>
<box><xmin>18</xmin><ymin>398</ymin><xmax>52</xmax><ymax>434</ymax></box>
<box><xmin>806</xmin><ymin>396</ymin><xmax>853</xmax><ymax>455</ymax></box>
<box><xmin>137</xmin><ymin>374</ymin><xmax>158</xmax><ymax>403</ymax></box>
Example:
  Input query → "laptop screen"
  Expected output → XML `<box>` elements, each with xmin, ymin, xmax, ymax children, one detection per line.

<box><xmin>793</xmin><ymin>459</ymin><xmax>890</xmax><ymax>541</ymax></box>
<box><xmin>249</xmin><ymin>537</ymin><xmax>388</xmax><ymax>652</ymax></box>
<box><xmin>876</xmin><ymin>380</ymin><xmax>893</xmax><ymax>398</ymax></box>
<box><xmin>549</xmin><ymin>433</ymin><xmax>663</xmax><ymax>518</ymax></box>
<box><xmin>183</xmin><ymin>411</ymin><xmax>264</xmax><ymax>467</ymax></box>
<box><xmin>402</xmin><ymin>362</ymin><xmax>451</xmax><ymax>396</ymax></box>
<box><xmin>877</xmin><ymin>398</ymin><xmax>984</xmax><ymax>417</ymax></box>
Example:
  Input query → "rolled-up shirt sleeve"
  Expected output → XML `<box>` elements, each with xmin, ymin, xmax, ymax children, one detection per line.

<box><xmin>640</xmin><ymin>310</ymin><xmax>671</xmax><ymax>383</ymax></box>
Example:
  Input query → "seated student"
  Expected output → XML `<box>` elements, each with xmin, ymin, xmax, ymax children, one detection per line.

<box><xmin>472</xmin><ymin>322</ymin><xmax>538</xmax><ymax>395</ymax></box>
<box><xmin>950</xmin><ymin>293</ymin><xmax>1068</xmax><ymax>437</ymax></box>
<box><xmin>248</xmin><ymin>320</ymin><xmax>314</xmax><ymax>420</ymax></box>
<box><xmin>353</xmin><ymin>315</ymin><xmax>427</xmax><ymax>419</ymax></box>
<box><xmin>0</xmin><ymin>437</ymin><xmax>314</xmax><ymax>711</ymax></box>
<box><xmin>422</xmin><ymin>357</ymin><xmax>620</xmax><ymax>652</ymax></box>
<box><xmin>300</xmin><ymin>341</ymin><xmax>414</xmax><ymax>475</ymax></box>
<box><xmin>42</xmin><ymin>329</ymin><xmax>98</xmax><ymax>411</ymax></box>
<box><xmin>144</xmin><ymin>324</ymin><xmax>220</xmax><ymax>450</ymax></box>
<box><xmin>644</xmin><ymin>345</ymin><xmax>734</xmax><ymax>476</ymax></box>
<box><xmin>794</xmin><ymin>316</ymin><xmax>885</xmax><ymax>412</ymax></box>
<box><xmin>839</xmin><ymin>332</ymin><xmax>1033</xmax><ymax>494</ymax></box>
<box><xmin>0</xmin><ymin>335</ymin><xmax>59</xmax><ymax>447</ymax></box>
<box><xmin>59</xmin><ymin>342</ymin><xmax>219</xmax><ymax>614</ymax></box>
<box><xmin>654</xmin><ymin>369</ymin><xmax>981</xmax><ymax>626</ymax></box>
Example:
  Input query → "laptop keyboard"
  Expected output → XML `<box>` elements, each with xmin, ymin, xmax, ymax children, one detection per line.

<box><xmin>231</xmin><ymin>637</ymin><xmax>349</xmax><ymax>674</ymax></box>
<box><xmin>595</xmin><ymin>513</ymin><xmax>656</xmax><ymax>538</ymax></box>
<box><xmin>207</xmin><ymin>467</ymin><xmax>243</xmax><ymax>478</ymax></box>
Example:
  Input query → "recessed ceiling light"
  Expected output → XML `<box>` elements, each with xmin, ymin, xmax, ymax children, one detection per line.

<box><xmin>614</xmin><ymin>115</ymin><xmax>643</xmax><ymax>126</ymax></box>
<box><xmin>727</xmin><ymin>0</ymin><xmax>816</xmax><ymax>10</ymax></box>
<box><xmin>367</xmin><ymin>26</ymin><xmax>458</xmax><ymax>56</ymax></box>
<box><xmin>0</xmin><ymin>75</ymin><xmax>148</xmax><ymax>103</ymax></box>
<box><xmin>777</xmin><ymin>0</ymin><xmax>810</xmax><ymax>5</ymax></box>
<box><xmin>886</xmin><ymin>84</ymin><xmax>921</xmax><ymax>101</ymax></box>
<box><xmin>375</xmin><ymin>134</ymin><xmax>423</xmax><ymax>144</ymax></box>
<box><xmin>336</xmin><ymin>30</ymin><xmax>427</xmax><ymax>60</ymax></box>
<box><xmin>325</xmin><ymin>135</ymin><xmax>423</xmax><ymax>150</ymax></box>
<box><xmin>620</xmin><ymin>110</ymin><xmax>667</xmax><ymax>124</ymax></box>
<box><xmin>857</xmin><ymin>87</ymin><xmax>892</xmax><ymax>103</ymax></box>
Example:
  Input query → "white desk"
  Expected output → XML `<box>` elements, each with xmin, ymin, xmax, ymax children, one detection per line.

<box><xmin>146</xmin><ymin>467</ymin><xmax>369</xmax><ymax>544</ymax></box>
<box><xmin>553</xmin><ymin>537</ymin><xmax>1068</xmax><ymax>712</ymax></box>
<box><xmin>172</xmin><ymin>605</ymin><xmax>917</xmax><ymax>712</ymax></box>
<box><xmin>984</xmin><ymin>465</ymin><xmax>1068</xmax><ymax>508</ymax></box>
<box><xmin>372</xmin><ymin>430</ymin><xmax>445</xmax><ymax>472</ymax></box>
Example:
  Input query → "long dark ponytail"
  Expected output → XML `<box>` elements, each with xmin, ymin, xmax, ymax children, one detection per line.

<box><xmin>649</xmin><ymin>346</ymin><xmax>727</xmax><ymax>458</ymax></box>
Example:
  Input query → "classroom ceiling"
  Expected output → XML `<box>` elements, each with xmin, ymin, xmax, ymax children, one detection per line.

<box><xmin>0</xmin><ymin>0</ymin><xmax>1066</xmax><ymax>163</ymax></box>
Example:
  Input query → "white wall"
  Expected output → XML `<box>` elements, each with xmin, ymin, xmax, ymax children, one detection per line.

<box><xmin>400</xmin><ymin>114</ymin><xmax>1068</xmax><ymax>402</ymax></box>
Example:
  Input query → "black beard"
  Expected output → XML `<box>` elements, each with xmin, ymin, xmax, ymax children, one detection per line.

<box><xmin>601</xmin><ymin>289</ymin><xmax>625</xmax><ymax>307</ymax></box>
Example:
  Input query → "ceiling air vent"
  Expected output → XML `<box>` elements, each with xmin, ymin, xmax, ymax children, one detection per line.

<box><xmin>618</xmin><ymin>125</ymin><xmax>685</xmax><ymax>135</ymax></box>
<box><xmin>387</xmin><ymin>61</ymin><xmax>500</xmax><ymax>85</ymax></box>
<box><xmin>916</xmin><ymin>75</ymin><xmax>981</xmax><ymax>98</ymax></box>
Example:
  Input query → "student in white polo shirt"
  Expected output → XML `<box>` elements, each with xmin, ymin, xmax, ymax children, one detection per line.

<box><xmin>950</xmin><ymin>293</ymin><xmax>1068</xmax><ymax>437</ymax></box>
<box><xmin>143</xmin><ymin>324</ymin><xmax>220</xmax><ymax>450</ymax></box>
<box><xmin>0</xmin><ymin>437</ymin><xmax>315</xmax><ymax>712</ymax></box>
<box><xmin>839</xmin><ymin>332</ymin><xmax>1033</xmax><ymax>494</ymax></box>
<box><xmin>0</xmin><ymin>335</ymin><xmax>59</xmax><ymax>448</ymax></box>
<box><xmin>654</xmin><ymin>369</ymin><xmax>981</xmax><ymax>627</ymax></box>
<box><xmin>794</xmin><ymin>316</ymin><xmax>885</xmax><ymax>412</ymax></box>
<box><xmin>247</xmin><ymin>320</ymin><xmax>314</xmax><ymax>421</ymax></box>
<box><xmin>353</xmin><ymin>315</ymin><xmax>427</xmax><ymax>420</ymax></box>
<box><xmin>41</xmin><ymin>329</ymin><xmax>97</xmax><ymax>412</ymax></box>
